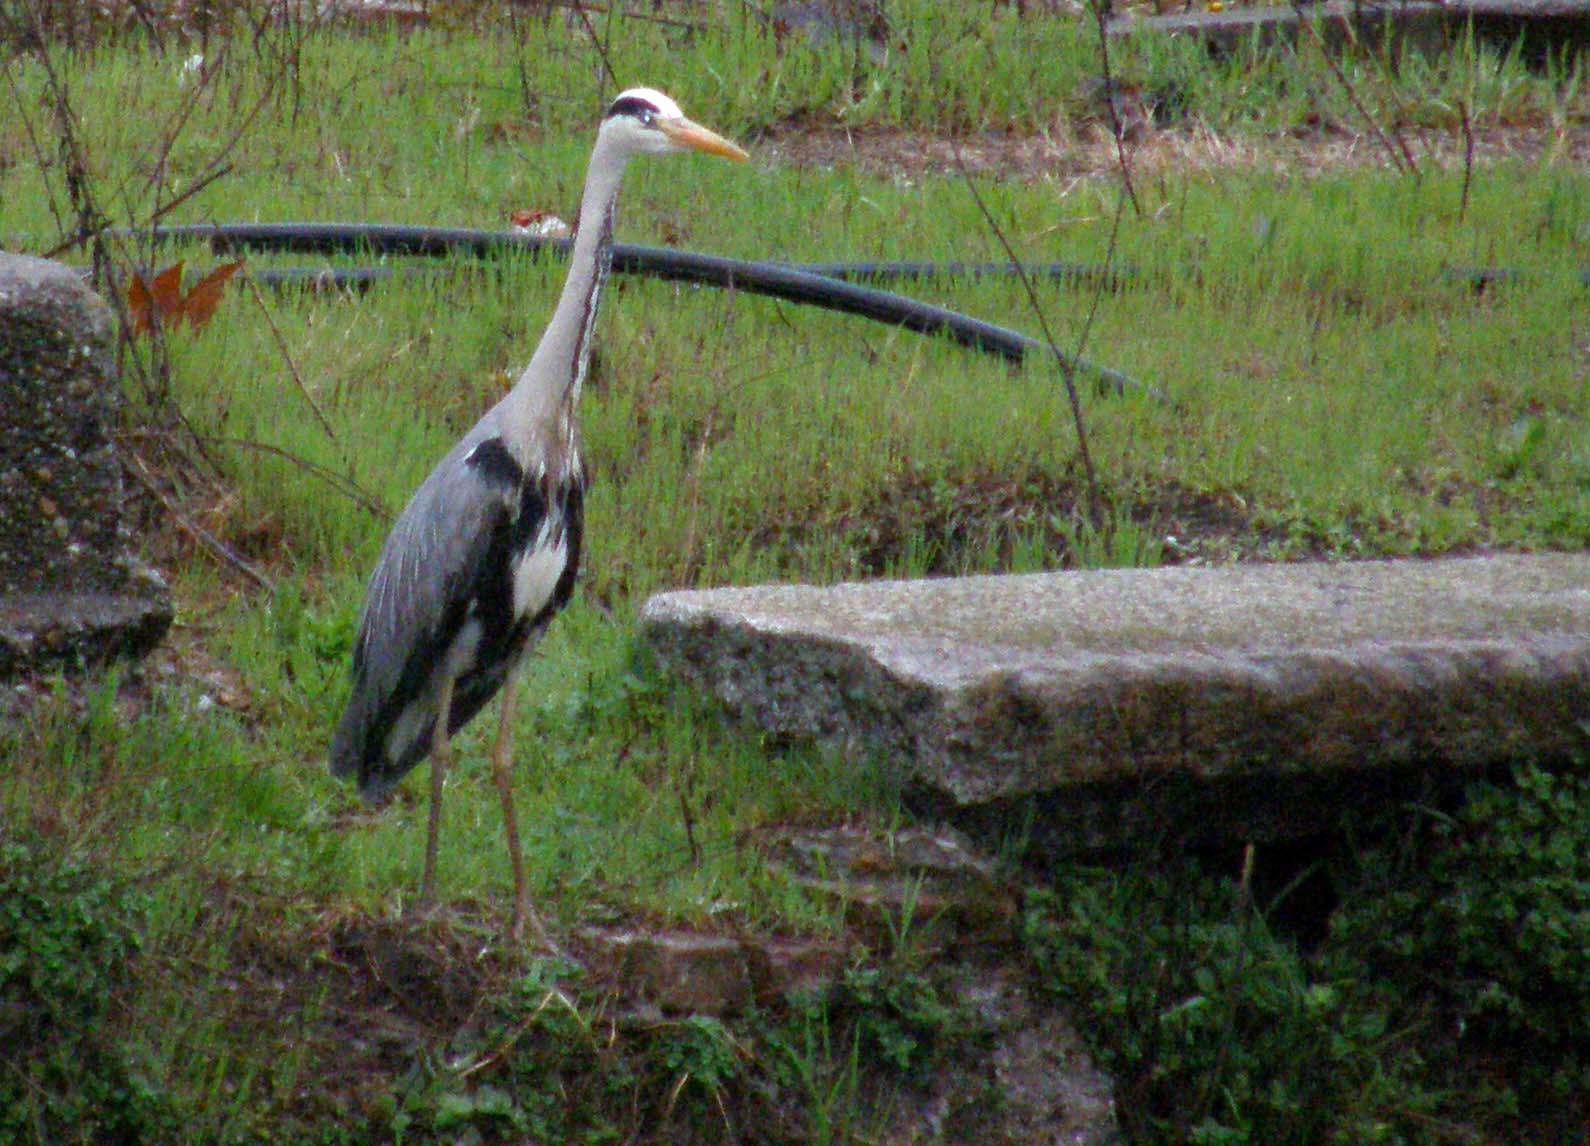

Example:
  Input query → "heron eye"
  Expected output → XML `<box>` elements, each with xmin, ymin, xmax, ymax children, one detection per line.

<box><xmin>639</xmin><ymin>109</ymin><xmax>656</xmax><ymax>126</ymax></box>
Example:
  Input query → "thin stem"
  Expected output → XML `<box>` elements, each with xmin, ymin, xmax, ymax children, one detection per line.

<box><xmin>1089</xmin><ymin>0</ymin><xmax>1143</xmax><ymax>219</ymax></box>
<box><xmin>1293</xmin><ymin>1</ymin><xmax>1418</xmax><ymax>179</ymax></box>
<box><xmin>951</xmin><ymin>143</ymin><xmax>1103</xmax><ymax>528</ymax></box>
<box><xmin>244</xmin><ymin>276</ymin><xmax>341</xmax><ymax>445</ymax></box>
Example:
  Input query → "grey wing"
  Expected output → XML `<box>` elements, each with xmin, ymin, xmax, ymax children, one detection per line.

<box><xmin>330</xmin><ymin>431</ymin><xmax>511</xmax><ymax>798</ymax></box>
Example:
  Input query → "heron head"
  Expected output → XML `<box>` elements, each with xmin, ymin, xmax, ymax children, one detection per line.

<box><xmin>600</xmin><ymin>87</ymin><xmax>748</xmax><ymax>162</ymax></box>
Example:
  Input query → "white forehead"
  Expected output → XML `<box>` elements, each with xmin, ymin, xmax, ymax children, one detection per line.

<box><xmin>612</xmin><ymin>87</ymin><xmax>683</xmax><ymax>120</ymax></box>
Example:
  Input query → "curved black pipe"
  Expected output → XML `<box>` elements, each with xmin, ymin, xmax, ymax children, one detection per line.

<box><xmin>793</xmin><ymin>259</ymin><xmax>1137</xmax><ymax>291</ymax></box>
<box><xmin>129</xmin><ymin>223</ymin><xmax>1146</xmax><ymax>396</ymax></box>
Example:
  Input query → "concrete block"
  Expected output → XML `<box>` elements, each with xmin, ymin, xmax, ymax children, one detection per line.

<box><xmin>0</xmin><ymin>253</ymin><xmax>172</xmax><ymax>674</ymax></box>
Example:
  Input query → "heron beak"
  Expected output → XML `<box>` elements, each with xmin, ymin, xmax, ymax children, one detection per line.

<box><xmin>659</xmin><ymin>117</ymin><xmax>749</xmax><ymax>162</ymax></box>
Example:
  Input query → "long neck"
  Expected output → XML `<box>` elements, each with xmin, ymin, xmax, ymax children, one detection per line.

<box><xmin>502</xmin><ymin>134</ymin><xmax>628</xmax><ymax>469</ymax></box>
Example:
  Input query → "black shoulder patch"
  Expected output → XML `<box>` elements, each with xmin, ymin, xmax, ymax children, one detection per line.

<box><xmin>605</xmin><ymin>94</ymin><xmax>660</xmax><ymax>122</ymax></box>
<box><xmin>464</xmin><ymin>437</ymin><xmax>523</xmax><ymax>489</ymax></box>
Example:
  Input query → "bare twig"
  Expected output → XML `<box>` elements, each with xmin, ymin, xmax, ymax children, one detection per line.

<box><xmin>1292</xmin><ymin>1</ymin><xmax>1419</xmax><ymax>179</ymax></box>
<box><xmin>505</xmin><ymin>0</ymin><xmax>541</xmax><ymax>124</ymax></box>
<box><xmin>197</xmin><ymin>436</ymin><xmax>392</xmax><ymax>521</ymax></box>
<box><xmin>572</xmin><ymin>1</ymin><xmax>620</xmax><ymax>95</ymax></box>
<box><xmin>1088</xmin><ymin>0</ymin><xmax>1142</xmax><ymax>218</ymax></box>
<box><xmin>243</xmin><ymin>276</ymin><xmax>341</xmax><ymax>445</ymax></box>
<box><xmin>149</xmin><ymin>162</ymin><xmax>237</xmax><ymax>230</ymax></box>
<box><xmin>124</xmin><ymin>454</ymin><xmax>275</xmax><ymax>592</ymax></box>
<box><xmin>679</xmin><ymin>787</ymin><xmax>701</xmax><ymax>867</ymax></box>
<box><xmin>1457</xmin><ymin>99</ymin><xmax>1474</xmax><ymax>223</ymax></box>
<box><xmin>951</xmin><ymin>143</ymin><xmax>1103</xmax><ymax>528</ymax></box>
<box><xmin>1</xmin><ymin>53</ymin><xmax>69</xmax><ymax>239</ymax></box>
<box><xmin>40</xmin><ymin>163</ymin><xmax>233</xmax><ymax>259</ymax></box>
<box><xmin>547</xmin><ymin>0</ymin><xmax>707</xmax><ymax>32</ymax></box>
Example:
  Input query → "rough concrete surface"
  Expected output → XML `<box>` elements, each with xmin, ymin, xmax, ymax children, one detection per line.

<box><xmin>0</xmin><ymin>252</ymin><xmax>171</xmax><ymax>674</ymax></box>
<box><xmin>1109</xmin><ymin>1</ymin><xmax>1590</xmax><ymax>64</ymax></box>
<box><xmin>642</xmin><ymin>554</ymin><xmax>1590</xmax><ymax>851</ymax></box>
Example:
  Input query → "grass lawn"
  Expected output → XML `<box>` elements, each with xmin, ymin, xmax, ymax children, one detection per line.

<box><xmin>2</xmin><ymin>2</ymin><xmax>1586</xmax><ymax>1141</ymax></box>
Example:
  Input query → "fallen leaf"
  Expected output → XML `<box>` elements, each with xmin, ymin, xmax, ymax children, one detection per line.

<box><xmin>125</xmin><ymin>259</ymin><xmax>245</xmax><ymax>336</ymax></box>
<box><xmin>508</xmin><ymin>209</ymin><xmax>571</xmax><ymax>239</ymax></box>
<box><xmin>127</xmin><ymin>261</ymin><xmax>186</xmax><ymax>334</ymax></box>
<box><xmin>179</xmin><ymin>260</ymin><xmax>246</xmax><ymax>330</ymax></box>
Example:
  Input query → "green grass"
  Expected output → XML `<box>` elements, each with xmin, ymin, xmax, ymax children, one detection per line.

<box><xmin>2</xmin><ymin>1</ymin><xmax>1588</xmax><ymax>1139</ymax></box>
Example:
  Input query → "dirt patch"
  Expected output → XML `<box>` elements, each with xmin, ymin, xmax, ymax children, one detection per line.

<box><xmin>753</xmin><ymin>468</ymin><xmax>1291</xmax><ymax>578</ymax></box>
<box><xmin>753</xmin><ymin>118</ymin><xmax>1589</xmax><ymax>184</ymax></box>
<box><xmin>192</xmin><ymin>891</ymin><xmax>523</xmax><ymax>1128</ymax></box>
<box><xmin>167</xmin><ymin>880</ymin><xmax>1119</xmax><ymax>1142</ymax></box>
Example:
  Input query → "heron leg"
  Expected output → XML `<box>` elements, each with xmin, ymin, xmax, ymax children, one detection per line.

<box><xmin>420</xmin><ymin>677</ymin><xmax>455</xmax><ymax>910</ymax></box>
<box><xmin>492</xmin><ymin>667</ymin><xmax>544</xmax><ymax>943</ymax></box>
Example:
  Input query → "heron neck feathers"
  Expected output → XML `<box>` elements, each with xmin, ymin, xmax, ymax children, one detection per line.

<box><xmin>502</xmin><ymin>131</ymin><xmax>631</xmax><ymax>468</ymax></box>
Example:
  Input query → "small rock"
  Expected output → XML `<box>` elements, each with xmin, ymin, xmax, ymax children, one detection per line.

<box><xmin>582</xmin><ymin>929</ymin><xmax>753</xmax><ymax>1017</ymax></box>
<box><xmin>743</xmin><ymin>935</ymin><xmax>849</xmax><ymax>1005</ymax></box>
<box><xmin>767</xmin><ymin>825</ymin><xmax>1019</xmax><ymax>948</ymax></box>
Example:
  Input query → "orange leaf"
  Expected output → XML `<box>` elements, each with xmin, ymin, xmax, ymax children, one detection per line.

<box><xmin>126</xmin><ymin>273</ymin><xmax>154</xmax><ymax>334</ymax></box>
<box><xmin>126</xmin><ymin>262</ymin><xmax>187</xmax><ymax>335</ymax></box>
<box><xmin>148</xmin><ymin>262</ymin><xmax>187</xmax><ymax>323</ymax></box>
<box><xmin>176</xmin><ymin>259</ymin><xmax>245</xmax><ymax>331</ymax></box>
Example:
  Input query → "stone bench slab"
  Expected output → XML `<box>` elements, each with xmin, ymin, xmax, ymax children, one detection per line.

<box><xmin>642</xmin><ymin>554</ymin><xmax>1590</xmax><ymax>851</ymax></box>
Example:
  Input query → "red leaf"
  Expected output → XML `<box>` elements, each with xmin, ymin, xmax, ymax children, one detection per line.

<box><xmin>177</xmin><ymin>259</ymin><xmax>245</xmax><ymax>330</ymax></box>
<box><xmin>126</xmin><ymin>273</ymin><xmax>154</xmax><ymax>335</ymax></box>
<box><xmin>125</xmin><ymin>259</ymin><xmax>244</xmax><ymax>336</ymax></box>
<box><xmin>126</xmin><ymin>262</ymin><xmax>187</xmax><ymax>334</ymax></box>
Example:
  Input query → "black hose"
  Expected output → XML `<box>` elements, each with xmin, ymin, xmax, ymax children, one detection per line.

<box><xmin>130</xmin><ymin>223</ymin><xmax>1146</xmax><ymax>396</ymax></box>
<box><xmin>792</xmin><ymin>260</ymin><xmax>1137</xmax><ymax>291</ymax></box>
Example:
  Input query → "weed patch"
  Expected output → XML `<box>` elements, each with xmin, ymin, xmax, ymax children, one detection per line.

<box><xmin>1023</xmin><ymin>764</ymin><xmax>1590</xmax><ymax>1144</ymax></box>
<box><xmin>0</xmin><ymin>825</ymin><xmax>174</xmax><ymax>1142</ymax></box>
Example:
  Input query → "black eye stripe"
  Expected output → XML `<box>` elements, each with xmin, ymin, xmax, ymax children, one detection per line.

<box><xmin>605</xmin><ymin>96</ymin><xmax>661</xmax><ymax>123</ymax></box>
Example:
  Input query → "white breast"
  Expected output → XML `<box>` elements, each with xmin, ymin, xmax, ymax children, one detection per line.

<box><xmin>512</xmin><ymin>519</ymin><xmax>569</xmax><ymax>621</ymax></box>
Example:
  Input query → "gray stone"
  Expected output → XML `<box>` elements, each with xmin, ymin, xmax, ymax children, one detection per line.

<box><xmin>582</xmin><ymin>928</ymin><xmax>756</xmax><ymax>1016</ymax></box>
<box><xmin>0</xmin><ymin>252</ymin><xmax>171</xmax><ymax>674</ymax></box>
<box><xmin>1108</xmin><ymin>2</ymin><xmax>1589</xmax><ymax>66</ymax></box>
<box><xmin>641</xmin><ymin>554</ymin><xmax>1590</xmax><ymax>852</ymax></box>
<box><xmin>766</xmin><ymin>824</ymin><xmax>1019</xmax><ymax>949</ymax></box>
<box><xmin>580</xmin><ymin>925</ymin><xmax>852</xmax><ymax>1016</ymax></box>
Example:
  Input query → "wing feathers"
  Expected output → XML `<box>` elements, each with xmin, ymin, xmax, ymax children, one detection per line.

<box><xmin>331</xmin><ymin>431</ymin><xmax>584</xmax><ymax>800</ymax></box>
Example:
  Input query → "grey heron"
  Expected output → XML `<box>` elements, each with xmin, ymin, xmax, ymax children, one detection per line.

<box><xmin>330</xmin><ymin>89</ymin><xmax>747</xmax><ymax>940</ymax></box>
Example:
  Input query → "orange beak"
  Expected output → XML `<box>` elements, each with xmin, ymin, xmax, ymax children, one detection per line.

<box><xmin>658</xmin><ymin>117</ymin><xmax>749</xmax><ymax>162</ymax></box>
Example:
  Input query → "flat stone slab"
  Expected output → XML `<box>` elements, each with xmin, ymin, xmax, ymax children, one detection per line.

<box><xmin>642</xmin><ymin>554</ymin><xmax>1590</xmax><ymax>851</ymax></box>
<box><xmin>1109</xmin><ymin>2</ymin><xmax>1589</xmax><ymax>64</ymax></box>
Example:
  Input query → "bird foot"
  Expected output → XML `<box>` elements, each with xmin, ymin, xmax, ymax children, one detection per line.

<box><xmin>408</xmin><ymin>895</ymin><xmax>448</xmax><ymax>927</ymax></box>
<box><xmin>510</xmin><ymin>903</ymin><xmax>561</xmax><ymax>954</ymax></box>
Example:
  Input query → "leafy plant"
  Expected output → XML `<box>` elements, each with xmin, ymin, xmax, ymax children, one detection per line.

<box><xmin>832</xmin><ymin>964</ymin><xmax>957</xmax><ymax>1077</ymax></box>
<box><xmin>660</xmin><ymin>1013</ymin><xmax>746</xmax><ymax>1093</ymax></box>
<box><xmin>1024</xmin><ymin>863</ymin><xmax>1393</xmax><ymax>1144</ymax></box>
<box><xmin>0</xmin><ymin>827</ymin><xmax>170</xmax><ymax>1141</ymax></box>
<box><xmin>1330</xmin><ymin>765</ymin><xmax>1590</xmax><ymax>1126</ymax></box>
<box><xmin>1024</xmin><ymin>765</ymin><xmax>1590</xmax><ymax>1144</ymax></box>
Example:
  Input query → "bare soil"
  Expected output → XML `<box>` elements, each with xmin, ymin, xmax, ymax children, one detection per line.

<box><xmin>754</xmin><ymin>117</ymin><xmax>1590</xmax><ymax>183</ymax></box>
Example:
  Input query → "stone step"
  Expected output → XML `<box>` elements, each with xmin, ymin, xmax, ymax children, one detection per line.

<box><xmin>642</xmin><ymin>554</ymin><xmax>1590</xmax><ymax>854</ymax></box>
